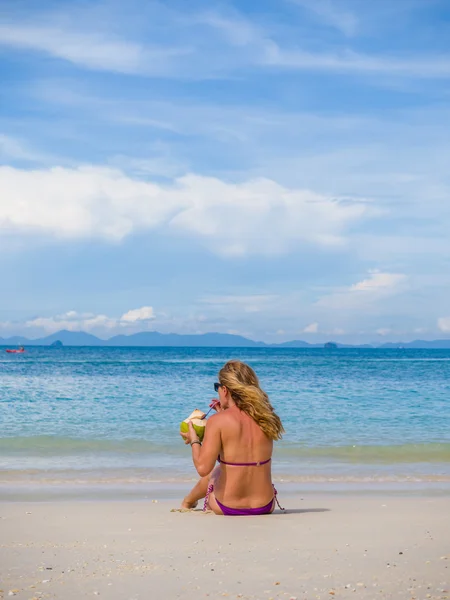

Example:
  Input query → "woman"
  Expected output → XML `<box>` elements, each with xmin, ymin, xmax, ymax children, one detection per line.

<box><xmin>180</xmin><ymin>360</ymin><xmax>284</xmax><ymax>515</ymax></box>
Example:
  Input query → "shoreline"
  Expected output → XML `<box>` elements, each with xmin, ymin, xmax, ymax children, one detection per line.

<box><xmin>2</xmin><ymin>480</ymin><xmax>450</xmax><ymax>504</ymax></box>
<box><xmin>1</xmin><ymin>494</ymin><xmax>449</xmax><ymax>599</ymax></box>
<box><xmin>2</xmin><ymin>465</ymin><xmax>450</xmax><ymax>483</ymax></box>
<box><xmin>2</xmin><ymin>460</ymin><xmax>450</xmax><ymax>503</ymax></box>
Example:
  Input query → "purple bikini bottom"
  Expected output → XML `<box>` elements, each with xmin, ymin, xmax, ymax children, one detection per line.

<box><xmin>215</xmin><ymin>496</ymin><xmax>274</xmax><ymax>516</ymax></box>
<box><xmin>204</xmin><ymin>484</ymin><xmax>283</xmax><ymax>516</ymax></box>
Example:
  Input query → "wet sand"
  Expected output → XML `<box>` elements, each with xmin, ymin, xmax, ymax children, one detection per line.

<box><xmin>0</xmin><ymin>495</ymin><xmax>449</xmax><ymax>600</ymax></box>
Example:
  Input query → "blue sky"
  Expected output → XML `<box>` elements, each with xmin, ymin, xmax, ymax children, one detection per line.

<box><xmin>1</xmin><ymin>0</ymin><xmax>450</xmax><ymax>343</ymax></box>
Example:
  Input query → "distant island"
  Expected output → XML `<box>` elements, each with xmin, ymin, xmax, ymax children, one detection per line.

<box><xmin>1</xmin><ymin>329</ymin><xmax>450</xmax><ymax>349</ymax></box>
<box><xmin>324</xmin><ymin>342</ymin><xmax>338</xmax><ymax>349</ymax></box>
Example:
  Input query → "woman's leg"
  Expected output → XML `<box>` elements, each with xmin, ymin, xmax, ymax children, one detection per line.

<box><xmin>181</xmin><ymin>465</ymin><xmax>223</xmax><ymax>511</ymax></box>
<box><xmin>202</xmin><ymin>466</ymin><xmax>223</xmax><ymax>515</ymax></box>
<box><xmin>181</xmin><ymin>475</ymin><xmax>210</xmax><ymax>509</ymax></box>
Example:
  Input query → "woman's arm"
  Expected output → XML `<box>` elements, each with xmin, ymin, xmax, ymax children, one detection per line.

<box><xmin>183</xmin><ymin>414</ymin><xmax>222</xmax><ymax>477</ymax></box>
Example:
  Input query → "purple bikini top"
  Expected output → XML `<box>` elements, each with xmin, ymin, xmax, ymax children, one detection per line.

<box><xmin>218</xmin><ymin>456</ymin><xmax>271</xmax><ymax>467</ymax></box>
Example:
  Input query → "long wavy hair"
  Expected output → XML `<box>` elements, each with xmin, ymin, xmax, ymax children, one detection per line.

<box><xmin>218</xmin><ymin>360</ymin><xmax>284</xmax><ymax>441</ymax></box>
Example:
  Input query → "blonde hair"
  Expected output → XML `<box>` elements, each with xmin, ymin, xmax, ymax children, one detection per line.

<box><xmin>218</xmin><ymin>360</ymin><xmax>284</xmax><ymax>441</ymax></box>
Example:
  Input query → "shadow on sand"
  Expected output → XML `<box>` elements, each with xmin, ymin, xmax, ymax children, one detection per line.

<box><xmin>170</xmin><ymin>507</ymin><xmax>331</xmax><ymax>515</ymax></box>
<box><xmin>275</xmin><ymin>508</ymin><xmax>330</xmax><ymax>515</ymax></box>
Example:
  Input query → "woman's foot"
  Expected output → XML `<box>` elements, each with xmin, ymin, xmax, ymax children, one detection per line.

<box><xmin>181</xmin><ymin>497</ymin><xmax>198</xmax><ymax>510</ymax></box>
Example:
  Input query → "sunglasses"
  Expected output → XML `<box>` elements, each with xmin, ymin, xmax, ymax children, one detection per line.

<box><xmin>214</xmin><ymin>382</ymin><xmax>223</xmax><ymax>392</ymax></box>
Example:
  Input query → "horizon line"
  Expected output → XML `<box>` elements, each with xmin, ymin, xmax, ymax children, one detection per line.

<box><xmin>2</xmin><ymin>329</ymin><xmax>450</xmax><ymax>349</ymax></box>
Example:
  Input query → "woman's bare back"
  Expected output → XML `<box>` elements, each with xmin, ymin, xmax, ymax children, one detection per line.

<box><xmin>213</xmin><ymin>406</ymin><xmax>274</xmax><ymax>508</ymax></box>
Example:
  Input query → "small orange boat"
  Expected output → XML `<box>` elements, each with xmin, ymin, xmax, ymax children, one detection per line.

<box><xmin>6</xmin><ymin>346</ymin><xmax>25</xmax><ymax>353</ymax></box>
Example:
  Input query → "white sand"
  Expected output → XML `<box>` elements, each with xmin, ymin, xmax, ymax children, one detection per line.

<box><xmin>1</xmin><ymin>495</ymin><xmax>449</xmax><ymax>600</ymax></box>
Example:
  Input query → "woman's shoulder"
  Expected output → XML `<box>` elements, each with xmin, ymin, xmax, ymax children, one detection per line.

<box><xmin>206</xmin><ymin>409</ymin><xmax>236</xmax><ymax>429</ymax></box>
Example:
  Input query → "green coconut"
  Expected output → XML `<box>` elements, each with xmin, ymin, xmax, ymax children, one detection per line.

<box><xmin>180</xmin><ymin>409</ymin><xmax>206</xmax><ymax>442</ymax></box>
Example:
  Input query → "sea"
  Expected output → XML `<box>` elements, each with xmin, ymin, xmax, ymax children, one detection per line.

<box><xmin>1</xmin><ymin>346</ymin><xmax>450</xmax><ymax>499</ymax></box>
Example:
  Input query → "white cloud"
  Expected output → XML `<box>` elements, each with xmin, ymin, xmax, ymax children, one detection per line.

<box><xmin>22</xmin><ymin>307</ymin><xmax>155</xmax><ymax>335</ymax></box>
<box><xmin>0</xmin><ymin>165</ymin><xmax>371</xmax><ymax>256</ymax></box>
<box><xmin>0</xmin><ymin>135</ymin><xmax>34</xmax><ymax>161</ymax></box>
<box><xmin>110</xmin><ymin>154</ymin><xmax>188</xmax><ymax>179</ymax></box>
<box><xmin>197</xmin><ymin>12</ymin><xmax>262</xmax><ymax>47</ymax></box>
<box><xmin>350</xmin><ymin>271</ymin><xmax>406</xmax><ymax>292</ymax></box>
<box><xmin>202</xmin><ymin>9</ymin><xmax>450</xmax><ymax>80</ymax></box>
<box><xmin>2</xmin><ymin>10</ymin><xmax>450</xmax><ymax>82</ymax></box>
<box><xmin>25</xmin><ymin>312</ymin><xmax>117</xmax><ymax>334</ymax></box>
<box><xmin>376</xmin><ymin>328</ymin><xmax>392</xmax><ymax>336</ymax></box>
<box><xmin>317</xmin><ymin>270</ymin><xmax>408</xmax><ymax>310</ymax></box>
<box><xmin>0</xmin><ymin>24</ymin><xmax>185</xmax><ymax>75</ymax></box>
<box><xmin>120</xmin><ymin>306</ymin><xmax>155</xmax><ymax>323</ymax></box>
<box><xmin>0</xmin><ymin>165</ymin><xmax>174</xmax><ymax>241</ymax></box>
<box><xmin>0</xmin><ymin>134</ymin><xmax>61</xmax><ymax>165</ymax></box>
<box><xmin>264</xmin><ymin>45</ymin><xmax>450</xmax><ymax>79</ymax></box>
<box><xmin>29</xmin><ymin>81</ymin><xmax>450</xmax><ymax>217</ymax></box>
<box><xmin>289</xmin><ymin>0</ymin><xmax>358</xmax><ymax>37</ymax></box>
<box><xmin>168</xmin><ymin>174</ymin><xmax>370</xmax><ymax>255</ymax></box>
<box><xmin>438</xmin><ymin>317</ymin><xmax>450</xmax><ymax>333</ymax></box>
<box><xmin>303</xmin><ymin>322</ymin><xmax>319</xmax><ymax>333</ymax></box>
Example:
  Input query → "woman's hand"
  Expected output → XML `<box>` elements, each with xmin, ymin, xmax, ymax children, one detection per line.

<box><xmin>209</xmin><ymin>399</ymin><xmax>222</xmax><ymax>412</ymax></box>
<box><xmin>180</xmin><ymin>421</ymin><xmax>200</xmax><ymax>445</ymax></box>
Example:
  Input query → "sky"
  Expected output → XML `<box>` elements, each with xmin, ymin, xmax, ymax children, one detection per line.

<box><xmin>1</xmin><ymin>0</ymin><xmax>450</xmax><ymax>344</ymax></box>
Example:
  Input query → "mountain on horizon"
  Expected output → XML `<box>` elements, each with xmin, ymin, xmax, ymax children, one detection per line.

<box><xmin>0</xmin><ymin>330</ymin><xmax>331</xmax><ymax>347</ymax></box>
<box><xmin>0</xmin><ymin>329</ymin><xmax>265</xmax><ymax>347</ymax></box>
<box><xmin>2</xmin><ymin>329</ymin><xmax>450</xmax><ymax>348</ymax></box>
<box><xmin>0</xmin><ymin>330</ymin><xmax>103</xmax><ymax>346</ymax></box>
<box><xmin>0</xmin><ymin>335</ymin><xmax>30</xmax><ymax>345</ymax></box>
<box><xmin>106</xmin><ymin>331</ymin><xmax>266</xmax><ymax>347</ymax></box>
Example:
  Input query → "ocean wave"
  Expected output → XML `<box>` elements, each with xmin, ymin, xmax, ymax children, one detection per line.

<box><xmin>1</xmin><ymin>436</ymin><xmax>450</xmax><ymax>464</ymax></box>
<box><xmin>275</xmin><ymin>442</ymin><xmax>450</xmax><ymax>463</ymax></box>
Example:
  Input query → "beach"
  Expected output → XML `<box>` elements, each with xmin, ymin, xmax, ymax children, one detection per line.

<box><xmin>1</xmin><ymin>347</ymin><xmax>450</xmax><ymax>598</ymax></box>
<box><xmin>1</xmin><ymin>494</ymin><xmax>449</xmax><ymax>600</ymax></box>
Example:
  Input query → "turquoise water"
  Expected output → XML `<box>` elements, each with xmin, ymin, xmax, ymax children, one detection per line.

<box><xmin>1</xmin><ymin>347</ymin><xmax>450</xmax><ymax>485</ymax></box>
